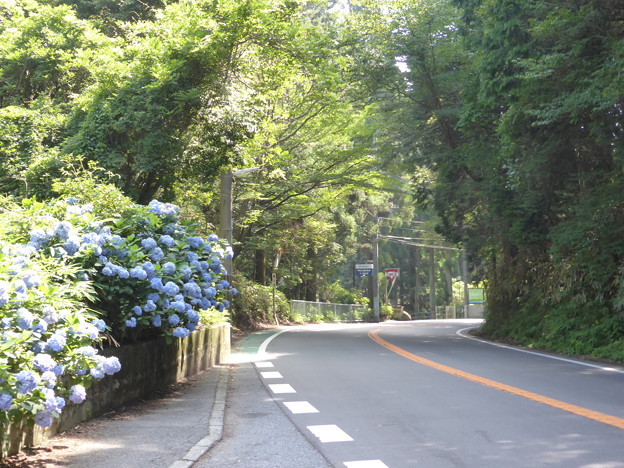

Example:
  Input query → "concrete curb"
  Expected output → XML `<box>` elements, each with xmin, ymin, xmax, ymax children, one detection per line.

<box><xmin>168</xmin><ymin>365</ymin><xmax>229</xmax><ymax>468</ymax></box>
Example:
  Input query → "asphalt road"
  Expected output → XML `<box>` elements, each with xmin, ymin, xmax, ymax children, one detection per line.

<box><xmin>248</xmin><ymin>320</ymin><xmax>624</xmax><ymax>468</ymax></box>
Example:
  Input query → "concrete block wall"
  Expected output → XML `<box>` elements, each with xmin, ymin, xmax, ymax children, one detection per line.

<box><xmin>2</xmin><ymin>323</ymin><xmax>230</xmax><ymax>457</ymax></box>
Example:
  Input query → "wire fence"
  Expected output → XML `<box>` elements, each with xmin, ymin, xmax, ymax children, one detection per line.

<box><xmin>290</xmin><ymin>300</ymin><xmax>369</xmax><ymax>322</ymax></box>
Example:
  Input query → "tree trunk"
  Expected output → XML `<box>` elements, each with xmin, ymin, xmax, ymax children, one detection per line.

<box><xmin>254</xmin><ymin>250</ymin><xmax>266</xmax><ymax>285</ymax></box>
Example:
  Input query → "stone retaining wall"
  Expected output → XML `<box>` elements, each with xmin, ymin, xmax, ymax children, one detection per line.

<box><xmin>3</xmin><ymin>323</ymin><xmax>230</xmax><ymax>456</ymax></box>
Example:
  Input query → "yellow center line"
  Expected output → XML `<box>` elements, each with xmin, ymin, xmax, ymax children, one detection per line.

<box><xmin>369</xmin><ymin>326</ymin><xmax>624</xmax><ymax>430</ymax></box>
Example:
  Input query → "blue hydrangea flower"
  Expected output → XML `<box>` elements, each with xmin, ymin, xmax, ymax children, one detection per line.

<box><xmin>130</xmin><ymin>266</ymin><xmax>148</xmax><ymax>280</ymax></box>
<box><xmin>143</xmin><ymin>300</ymin><xmax>157</xmax><ymax>312</ymax></box>
<box><xmin>92</xmin><ymin>319</ymin><xmax>107</xmax><ymax>332</ymax></box>
<box><xmin>186</xmin><ymin>322</ymin><xmax>197</xmax><ymax>332</ymax></box>
<box><xmin>186</xmin><ymin>252</ymin><xmax>199</xmax><ymax>263</ymax></box>
<box><xmin>90</xmin><ymin>364</ymin><xmax>105</xmax><ymax>379</ymax></box>
<box><xmin>168</xmin><ymin>314</ymin><xmax>181</xmax><ymax>326</ymax></box>
<box><xmin>208</xmin><ymin>234</ymin><xmax>219</xmax><ymax>242</ymax></box>
<box><xmin>34</xmin><ymin>353</ymin><xmax>57</xmax><ymax>372</ymax></box>
<box><xmin>148</xmin><ymin>200</ymin><xmax>179</xmax><ymax>218</ymax></box>
<box><xmin>34</xmin><ymin>410</ymin><xmax>54</xmax><ymax>428</ymax></box>
<box><xmin>187</xmin><ymin>310</ymin><xmax>199</xmax><ymax>322</ymax></box>
<box><xmin>163</xmin><ymin>281</ymin><xmax>180</xmax><ymax>297</ymax></box>
<box><xmin>53</xmin><ymin>364</ymin><xmax>65</xmax><ymax>377</ymax></box>
<box><xmin>162</xmin><ymin>262</ymin><xmax>176</xmax><ymax>275</ymax></box>
<box><xmin>33</xmin><ymin>320</ymin><xmax>48</xmax><ymax>334</ymax></box>
<box><xmin>77</xmin><ymin>271</ymin><xmax>90</xmax><ymax>281</ymax></box>
<box><xmin>150</xmin><ymin>247</ymin><xmax>165</xmax><ymax>261</ymax></box>
<box><xmin>172</xmin><ymin>327</ymin><xmax>190</xmax><ymax>339</ymax></box>
<box><xmin>111</xmin><ymin>234</ymin><xmax>123</xmax><ymax>245</ymax></box>
<box><xmin>147</xmin><ymin>292</ymin><xmax>160</xmax><ymax>302</ymax></box>
<box><xmin>230</xmin><ymin>288</ymin><xmax>239</xmax><ymax>296</ymax></box>
<box><xmin>115</xmin><ymin>266</ymin><xmax>130</xmax><ymax>279</ymax></box>
<box><xmin>183</xmin><ymin>282</ymin><xmax>202</xmax><ymax>298</ymax></box>
<box><xmin>204</xmin><ymin>287</ymin><xmax>217</xmax><ymax>299</ymax></box>
<box><xmin>21</xmin><ymin>271</ymin><xmax>41</xmax><ymax>289</ymax></box>
<box><xmin>29</xmin><ymin>228</ymin><xmax>51</xmax><ymax>248</ymax></box>
<box><xmin>143</xmin><ymin>261</ymin><xmax>156</xmax><ymax>278</ymax></box>
<box><xmin>16</xmin><ymin>370</ymin><xmax>39</xmax><ymax>394</ymax></box>
<box><xmin>31</xmin><ymin>341</ymin><xmax>45</xmax><ymax>354</ymax></box>
<box><xmin>133</xmin><ymin>305</ymin><xmax>143</xmax><ymax>316</ymax></box>
<box><xmin>102</xmin><ymin>264</ymin><xmax>115</xmax><ymax>276</ymax></box>
<box><xmin>81</xmin><ymin>325</ymin><xmax>99</xmax><ymax>340</ymax></box>
<box><xmin>77</xmin><ymin>346</ymin><xmax>97</xmax><ymax>356</ymax></box>
<box><xmin>170</xmin><ymin>301</ymin><xmax>186</xmax><ymax>312</ymax></box>
<box><xmin>125</xmin><ymin>317</ymin><xmax>137</xmax><ymax>328</ymax></box>
<box><xmin>159</xmin><ymin>235</ymin><xmax>175</xmax><ymax>248</ymax></box>
<box><xmin>225</xmin><ymin>246</ymin><xmax>234</xmax><ymax>259</ymax></box>
<box><xmin>204</xmin><ymin>243</ymin><xmax>212</xmax><ymax>253</ymax></box>
<box><xmin>16</xmin><ymin>308</ymin><xmax>34</xmax><ymax>330</ymax></box>
<box><xmin>141</xmin><ymin>237</ymin><xmax>157</xmax><ymax>251</ymax></box>
<box><xmin>12</xmin><ymin>280</ymin><xmax>28</xmax><ymax>303</ymax></box>
<box><xmin>69</xmin><ymin>384</ymin><xmax>87</xmax><ymax>404</ymax></box>
<box><xmin>63</xmin><ymin>236</ymin><xmax>81</xmax><ymax>255</ymax></box>
<box><xmin>103</xmin><ymin>356</ymin><xmax>121</xmax><ymax>375</ymax></box>
<box><xmin>188</xmin><ymin>237</ymin><xmax>204</xmax><ymax>249</ymax></box>
<box><xmin>54</xmin><ymin>221</ymin><xmax>73</xmax><ymax>240</ymax></box>
<box><xmin>150</xmin><ymin>277</ymin><xmax>164</xmax><ymax>291</ymax></box>
<box><xmin>0</xmin><ymin>393</ymin><xmax>13</xmax><ymax>411</ymax></box>
<box><xmin>41</xmin><ymin>371</ymin><xmax>57</xmax><ymax>388</ymax></box>
<box><xmin>222</xmin><ymin>300</ymin><xmax>230</xmax><ymax>309</ymax></box>
<box><xmin>0</xmin><ymin>282</ymin><xmax>8</xmax><ymax>307</ymax></box>
<box><xmin>152</xmin><ymin>315</ymin><xmax>162</xmax><ymax>327</ymax></box>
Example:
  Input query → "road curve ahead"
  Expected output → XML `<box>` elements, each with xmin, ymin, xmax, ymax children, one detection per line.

<box><xmin>257</xmin><ymin>320</ymin><xmax>624</xmax><ymax>468</ymax></box>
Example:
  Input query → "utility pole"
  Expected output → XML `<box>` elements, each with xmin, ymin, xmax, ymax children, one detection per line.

<box><xmin>462</xmin><ymin>248</ymin><xmax>470</xmax><ymax>318</ymax></box>
<box><xmin>219</xmin><ymin>167</ymin><xmax>260</xmax><ymax>276</ymax></box>
<box><xmin>219</xmin><ymin>170</ymin><xmax>233</xmax><ymax>275</ymax></box>
<box><xmin>372</xmin><ymin>233</ymin><xmax>380</xmax><ymax>322</ymax></box>
<box><xmin>429</xmin><ymin>248</ymin><xmax>436</xmax><ymax>319</ymax></box>
<box><xmin>414</xmin><ymin>247</ymin><xmax>420</xmax><ymax>317</ymax></box>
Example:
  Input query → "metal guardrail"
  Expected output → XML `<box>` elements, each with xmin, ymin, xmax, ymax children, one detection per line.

<box><xmin>290</xmin><ymin>300</ymin><xmax>368</xmax><ymax>322</ymax></box>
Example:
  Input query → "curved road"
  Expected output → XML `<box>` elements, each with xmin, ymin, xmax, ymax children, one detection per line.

<box><xmin>252</xmin><ymin>320</ymin><xmax>624</xmax><ymax>468</ymax></box>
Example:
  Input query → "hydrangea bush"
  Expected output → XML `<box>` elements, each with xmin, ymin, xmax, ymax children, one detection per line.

<box><xmin>91</xmin><ymin>199</ymin><xmax>236</xmax><ymax>341</ymax></box>
<box><xmin>0</xmin><ymin>195</ymin><xmax>235</xmax><ymax>432</ymax></box>
<box><xmin>0</xmin><ymin>198</ymin><xmax>121</xmax><ymax>432</ymax></box>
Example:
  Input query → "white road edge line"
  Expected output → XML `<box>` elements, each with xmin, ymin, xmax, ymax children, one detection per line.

<box><xmin>258</xmin><ymin>328</ymin><xmax>290</xmax><ymax>356</ymax></box>
<box><xmin>457</xmin><ymin>326</ymin><xmax>624</xmax><ymax>374</ymax></box>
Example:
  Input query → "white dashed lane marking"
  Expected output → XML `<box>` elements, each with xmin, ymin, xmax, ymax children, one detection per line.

<box><xmin>260</xmin><ymin>371</ymin><xmax>283</xmax><ymax>379</ymax></box>
<box><xmin>268</xmin><ymin>383</ymin><xmax>296</xmax><ymax>394</ymax></box>
<box><xmin>307</xmin><ymin>424</ymin><xmax>353</xmax><ymax>443</ymax></box>
<box><xmin>343</xmin><ymin>461</ymin><xmax>389</xmax><ymax>468</ymax></box>
<box><xmin>255</xmin><ymin>361</ymin><xmax>274</xmax><ymax>368</ymax></box>
<box><xmin>283</xmin><ymin>401</ymin><xmax>319</xmax><ymax>414</ymax></box>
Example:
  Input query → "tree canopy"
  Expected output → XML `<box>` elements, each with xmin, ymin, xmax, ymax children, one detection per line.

<box><xmin>1</xmin><ymin>0</ymin><xmax>624</xmax><ymax>358</ymax></box>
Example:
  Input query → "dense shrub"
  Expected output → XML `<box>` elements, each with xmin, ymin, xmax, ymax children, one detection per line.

<box><xmin>230</xmin><ymin>275</ymin><xmax>289</xmax><ymax>329</ymax></box>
